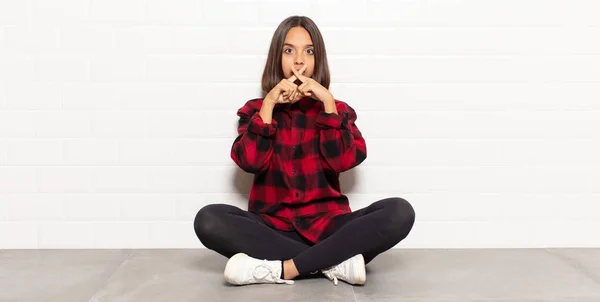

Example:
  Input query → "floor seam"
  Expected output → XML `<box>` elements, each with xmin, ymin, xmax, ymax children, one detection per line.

<box><xmin>86</xmin><ymin>249</ymin><xmax>133</xmax><ymax>302</ymax></box>
<box><xmin>352</xmin><ymin>285</ymin><xmax>358</xmax><ymax>302</ymax></box>
<box><xmin>545</xmin><ymin>248</ymin><xmax>600</xmax><ymax>285</ymax></box>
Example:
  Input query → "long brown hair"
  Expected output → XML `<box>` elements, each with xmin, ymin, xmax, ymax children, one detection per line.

<box><xmin>261</xmin><ymin>16</ymin><xmax>330</xmax><ymax>95</ymax></box>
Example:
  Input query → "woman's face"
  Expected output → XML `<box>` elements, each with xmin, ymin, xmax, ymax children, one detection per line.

<box><xmin>281</xmin><ymin>26</ymin><xmax>315</xmax><ymax>101</ymax></box>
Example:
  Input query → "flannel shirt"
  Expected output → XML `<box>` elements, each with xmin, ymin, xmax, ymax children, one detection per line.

<box><xmin>230</xmin><ymin>96</ymin><xmax>367</xmax><ymax>243</ymax></box>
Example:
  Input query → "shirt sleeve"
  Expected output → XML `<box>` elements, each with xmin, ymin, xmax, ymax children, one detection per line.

<box><xmin>315</xmin><ymin>101</ymin><xmax>367</xmax><ymax>174</ymax></box>
<box><xmin>230</xmin><ymin>99</ymin><xmax>278</xmax><ymax>174</ymax></box>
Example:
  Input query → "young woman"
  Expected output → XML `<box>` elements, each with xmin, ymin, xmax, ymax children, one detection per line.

<box><xmin>194</xmin><ymin>16</ymin><xmax>415</xmax><ymax>286</ymax></box>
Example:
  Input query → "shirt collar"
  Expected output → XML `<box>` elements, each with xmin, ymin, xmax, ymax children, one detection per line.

<box><xmin>284</xmin><ymin>96</ymin><xmax>318</xmax><ymax>113</ymax></box>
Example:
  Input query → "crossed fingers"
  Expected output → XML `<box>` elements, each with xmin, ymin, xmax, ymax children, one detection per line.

<box><xmin>285</xmin><ymin>66</ymin><xmax>312</xmax><ymax>101</ymax></box>
<box><xmin>286</xmin><ymin>65</ymin><xmax>306</xmax><ymax>84</ymax></box>
<box><xmin>284</xmin><ymin>65</ymin><xmax>307</xmax><ymax>102</ymax></box>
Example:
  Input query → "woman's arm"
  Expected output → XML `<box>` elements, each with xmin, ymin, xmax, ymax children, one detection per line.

<box><xmin>316</xmin><ymin>100</ymin><xmax>367</xmax><ymax>174</ymax></box>
<box><xmin>230</xmin><ymin>100</ymin><xmax>278</xmax><ymax>174</ymax></box>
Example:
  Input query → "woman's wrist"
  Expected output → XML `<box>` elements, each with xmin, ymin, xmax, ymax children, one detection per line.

<box><xmin>259</xmin><ymin>100</ymin><xmax>275</xmax><ymax>123</ymax></box>
<box><xmin>322</xmin><ymin>99</ymin><xmax>337</xmax><ymax>114</ymax></box>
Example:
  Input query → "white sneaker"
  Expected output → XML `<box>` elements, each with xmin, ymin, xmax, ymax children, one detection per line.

<box><xmin>224</xmin><ymin>253</ymin><xmax>294</xmax><ymax>285</ymax></box>
<box><xmin>321</xmin><ymin>254</ymin><xmax>366</xmax><ymax>286</ymax></box>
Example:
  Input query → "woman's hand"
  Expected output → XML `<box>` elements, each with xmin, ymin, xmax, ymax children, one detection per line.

<box><xmin>291</xmin><ymin>67</ymin><xmax>334</xmax><ymax>103</ymax></box>
<box><xmin>265</xmin><ymin>66</ymin><xmax>307</xmax><ymax>105</ymax></box>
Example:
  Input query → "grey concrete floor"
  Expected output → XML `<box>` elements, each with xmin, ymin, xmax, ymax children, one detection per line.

<box><xmin>1</xmin><ymin>249</ymin><xmax>599</xmax><ymax>302</ymax></box>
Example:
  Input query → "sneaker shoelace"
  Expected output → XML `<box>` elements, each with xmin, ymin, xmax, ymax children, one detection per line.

<box><xmin>252</xmin><ymin>260</ymin><xmax>294</xmax><ymax>285</ymax></box>
<box><xmin>322</xmin><ymin>264</ymin><xmax>343</xmax><ymax>286</ymax></box>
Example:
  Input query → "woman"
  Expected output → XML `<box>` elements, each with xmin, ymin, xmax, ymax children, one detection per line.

<box><xmin>194</xmin><ymin>15</ymin><xmax>415</xmax><ymax>286</ymax></box>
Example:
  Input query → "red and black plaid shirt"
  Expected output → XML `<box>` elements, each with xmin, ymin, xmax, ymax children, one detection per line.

<box><xmin>231</xmin><ymin>96</ymin><xmax>367</xmax><ymax>243</ymax></box>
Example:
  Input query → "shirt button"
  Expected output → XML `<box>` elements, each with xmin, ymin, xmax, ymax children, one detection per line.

<box><xmin>296</xmin><ymin>192</ymin><xmax>300</xmax><ymax>197</ymax></box>
<box><xmin>291</xmin><ymin>169</ymin><xmax>296</xmax><ymax>174</ymax></box>
<box><xmin>292</xmin><ymin>145</ymin><xmax>296</xmax><ymax>149</ymax></box>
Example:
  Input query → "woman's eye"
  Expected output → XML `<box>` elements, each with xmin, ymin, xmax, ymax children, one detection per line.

<box><xmin>284</xmin><ymin>48</ymin><xmax>292</xmax><ymax>54</ymax></box>
<box><xmin>307</xmin><ymin>49</ymin><xmax>314</xmax><ymax>54</ymax></box>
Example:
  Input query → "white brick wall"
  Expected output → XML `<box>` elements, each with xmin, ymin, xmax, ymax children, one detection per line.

<box><xmin>1</xmin><ymin>0</ymin><xmax>599</xmax><ymax>249</ymax></box>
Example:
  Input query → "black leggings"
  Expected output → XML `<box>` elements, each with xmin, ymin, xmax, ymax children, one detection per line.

<box><xmin>193</xmin><ymin>197</ymin><xmax>415</xmax><ymax>277</ymax></box>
